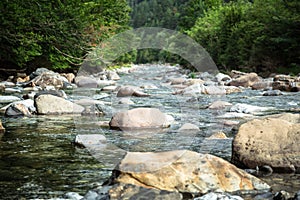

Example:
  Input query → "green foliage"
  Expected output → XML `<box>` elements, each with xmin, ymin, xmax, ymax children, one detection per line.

<box><xmin>188</xmin><ymin>0</ymin><xmax>300</xmax><ymax>73</ymax></box>
<box><xmin>0</xmin><ymin>0</ymin><xmax>131</xmax><ymax>70</ymax></box>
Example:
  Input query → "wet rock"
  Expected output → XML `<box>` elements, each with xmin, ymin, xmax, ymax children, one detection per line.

<box><xmin>263</xmin><ymin>90</ymin><xmax>283</xmax><ymax>96</ymax></box>
<box><xmin>195</xmin><ymin>192</ymin><xmax>243</xmax><ymax>200</ymax></box>
<box><xmin>218</xmin><ymin>112</ymin><xmax>254</xmax><ymax>119</ymax></box>
<box><xmin>4</xmin><ymin>88</ymin><xmax>22</xmax><ymax>93</ymax></box>
<box><xmin>272</xmin><ymin>74</ymin><xmax>300</xmax><ymax>92</ymax></box>
<box><xmin>75</xmin><ymin>76</ymin><xmax>98</xmax><ymax>88</ymax></box>
<box><xmin>35</xmin><ymin>94</ymin><xmax>84</xmax><ymax>114</ymax></box>
<box><xmin>230</xmin><ymin>70</ymin><xmax>247</xmax><ymax>78</ymax></box>
<box><xmin>60</xmin><ymin>73</ymin><xmax>75</xmax><ymax>83</ymax></box>
<box><xmin>0</xmin><ymin>95</ymin><xmax>21</xmax><ymax>104</ymax></box>
<box><xmin>63</xmin><ymin>192</ymin><xmax>84</xmax><ymax>200</ymax></box>
<box><xmin>116</xmin><ymin>86</ymin><xmax>150</xmax><ymax>97</ymax></box>
<box><xmin>229</xmin><ymin>72</ymin><xmax>261</xmax><ymax>88</ymax></box>
<box><xmin>111</xmin><ymin>150</ymin><xmax>270</xmax><ymax>195</ymax></box>
<box><xmin>184</xmin><ymin>78</ymin><xmax>205</xmax><ymax>86</ymax></box>
<box><xmin>230</xmin><ymin>103</ymin><xmax>273</xmax><ymax>114</ymax></box>
<box><xmin>30</xmin><ymin>70</ymin><xmax>69</xmax><ymax>89</ymax></box>
<box><xmin>224</xmin><ymin>86</ymin><xmax>243</xmax><ymax>94</ymax></box>
<box><xmin>108</xmin><ymin>183</ymin><xmax>183</xmax><ymax>200</ymax></box>
<box><xmin>102</xmin><ymin>85</ymin><xmax>117</xmax><ymax>92</ymax></box>
<box><xmin>169</xmin><ymin>77</ymin><xmax>186</xmax><ymax>85</ymax></box>
<box><xmin>30</xmin><ymin>67</ymin><xmax>51</xmax><ymax>78</ymax></box>
<box><xmin>5</xmin><ymin>99</ymin><xmax>35</xmax><ymax>117</ymax></box>
<box><xmin>16</xmin><ymin>76</ymin><xmax>30</xmax><ymax>83</ymax></box>
<box><xmin>274</xmin><ymin>191</ymin><xmax>293</xmax><ymax>200</ymax></box>
<box><xmin>0</xmin><ymin>81</ymin><xmax>15</xmax><ymax>88</ymax></box>
<box><xmin>178</xmin><ymin>123</ymin><xmax>200</xmax><ymax>132</ymax></box>
<box><xmin>107</xmin><ymin>71</ymin><xmax>120</xmax><ymax>81</ymax></box>
<box><xmin>232</xmin><ymin>117</ymin><xmax>300</xmax><ymax>173</ymax></box>
<box><xmin>109</xmin><ymin>108</ymin><xmax>172</xmax><ymax>129</ymax></box>
<box><xmin>74</xmin><ymin>134</ymin><xmax>106</xmax><ymax>147</ymax></box>
<box><xmin>0</xmin><ymin>120</ymin><xmax>5</xmax><ymax>133</ymax></box>
<box><xmin>215</xmin><ymin>73</ymin><xmax>232</xmax><ymax>83</ymax></box>
<box><xmin>207</xmin><ymin>101</ymin><xmax>232</xmax><ymax>109</ymax></box>
<box><xmin>34</xmin><ymin>90</ymin><xmax>67</xmax><ymax>99</ymax></box>
<box><xmin>251</xmin><ymin>80</ymin><xmax>273</xmax><ymax>90</ymax></box>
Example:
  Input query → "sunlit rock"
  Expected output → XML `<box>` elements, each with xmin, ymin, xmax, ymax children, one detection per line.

<box><xmin>232</xmin><ymin>116</ymin><xmax>300</xmax><ymax>173</ymax></box>
<box><xmin>35</xmin><ymin>94</ymin><xmax>84</xmax><ymax>114</ymax></box>
<box><xmin>109</xmin><ymin>108</ymin><xmax>172</xmax><ymax>129</ymax></box>
<box><xmin>112</xmin><ymin>150</ymin><xmax>270</xmax><ymax>195</ymax></box>
<box><xmin>116</xmin><ymin>86</ymin><xmax>150</xmax><ymax>97</ymax></box>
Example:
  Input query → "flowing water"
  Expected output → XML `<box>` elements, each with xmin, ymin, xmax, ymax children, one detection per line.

<box><xmin>0</xmin><ymin>65</ymin><xmax>299</xmax><ymax>199</ymax></box>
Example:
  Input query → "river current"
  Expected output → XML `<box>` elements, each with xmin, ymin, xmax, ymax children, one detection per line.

<box><xmin>0</xmin><ymin>64</ymin><xmax>299</xmax><ymax>199</ymax></box>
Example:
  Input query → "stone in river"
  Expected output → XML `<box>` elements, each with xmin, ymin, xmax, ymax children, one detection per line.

<box><xmin>232</xmin><ymin>115</ymin><xmax>300</xmax><ymax>173</ymax></box>
<box><xmin>0</xmin><ymin>95</ymin><xmax>21</xmax><ymax>104</ymax></box>
<box><xmin>111</xmin><ymin>150</ymin><xmax>270</xmax><ymax>195</ymax></box>
<box><xmin>178</xmin><ymin>123</ymin><xmax>200</xmax><ymax>132</ymax></box>
<box><xmin>207</xmin><ymin>101</ymin><xmax>232</xmax><ymax>109</ymax></box>
<box><xmin>35</xmin><ymin>94</ymin><xmax>84</xmax><ymax>114</ymax></box>
<box><xmin>5</xmin><ymin>99</ymin><xmax>35</xmax><ymax>117</ymax></box>
<box><xmin>109</xmin><ymin>108</ymin><xmax>172</xmax><ymax>129</ymax></box>
<box><xmin>116</xmin><ymin>86</ymin><xmax>150</xmax><ymax>97</ymax></box>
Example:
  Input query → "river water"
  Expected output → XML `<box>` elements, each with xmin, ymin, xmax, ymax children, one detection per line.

<box><xmin>0</xmin><ymin>65</ymin><xmax>299</xmax><ymax>199</ymax></box>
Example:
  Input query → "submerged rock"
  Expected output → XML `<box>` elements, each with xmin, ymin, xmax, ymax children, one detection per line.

<box><xmin>109</xmin><ymin>108</ymin><xmax>173</xmax><ymax>129</ymax></box>
<box><xmin>178</xmin><ymin>123</ymin><xmax>200</xmax><ymax>132</ymax></box>
<box><xmin>230</xmin><ymin>103</ymin><xmax>273</xmax><ymax>114</ymax></box>
<box><xmin>263</xmin><ymin>89</ymin><xmax>283</xmax><ymax>96</ymax></box>
<box><xmin>207</xmin><ymin>101</ymin><xmax>232</xmax><ymax>109</ymax></box>
<box><xmin>232</xmin><ymin>115</ymin><xmax>300</xmax><ymax>173</ymax></box>
<box><xmin>35</xmin><ymin>94</ymin><xmax>84</xmax><ymax>114</ymax></box>
<box><xmin>111</xmin><ymin>150</ymin><xmax>270</xmax><ymax>195</ymax></box>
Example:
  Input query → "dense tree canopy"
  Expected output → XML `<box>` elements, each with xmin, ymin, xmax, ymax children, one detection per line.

<box><xmin>0</xmin><ymin>0</ymin><xmax>130</xmax><ymax>71</ymax></box>
<box><xmin>0</xmin><ymin>0</ymin><xmax>299</xmax><ymax>75</ymax></box>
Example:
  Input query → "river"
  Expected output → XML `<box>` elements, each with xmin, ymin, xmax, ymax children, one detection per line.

<box><xmin>0</xmin><ymin>64</ymin><xmax>299</xmax><ymax>199</ymax></box>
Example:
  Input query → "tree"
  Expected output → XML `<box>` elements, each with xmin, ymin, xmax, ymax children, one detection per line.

<box><xmin>0</xmin><ymin>0</ymin><xmax>131</xmax><ymax>71</ymax></box>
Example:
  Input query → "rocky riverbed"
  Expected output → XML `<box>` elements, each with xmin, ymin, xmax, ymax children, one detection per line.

<box><xmin>0</xmin><ymin>64</ymin><xmax>299</xmax><ymax>199</ymax></box>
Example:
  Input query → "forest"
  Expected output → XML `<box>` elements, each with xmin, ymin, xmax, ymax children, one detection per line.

<box><xmin>0</xmin><ymin>0</ymin><xmax>299</xmax><ymax>75</ymax></box>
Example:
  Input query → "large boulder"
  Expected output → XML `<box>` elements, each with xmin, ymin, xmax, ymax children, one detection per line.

<box><xmin>109</xmin><ymin>108</ymin><xmax>172</xmax><ymax>129</ymax></box>
<box><xmin>229</xmin><ymin>72</ymin><xmax>261</xmax><ymax>88</ymax></box>
<box><xmin>111</xmin><ymin>150</ymin><xmax>270</xmax><ymax>195</ymax></box>
<box><xmin>116</xmin><ymin>86</ymin><xmax>150</xmax><ymax>97</ymax></box>
<box><xmin>35</xmin><ymin>94</ymin><xmax>84</xmax><ymax>114</ymax></box>
<box><xmin>232</xmin><ymin>115</ymin><xmax>300</xmax><ymax>173</ymax></box>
